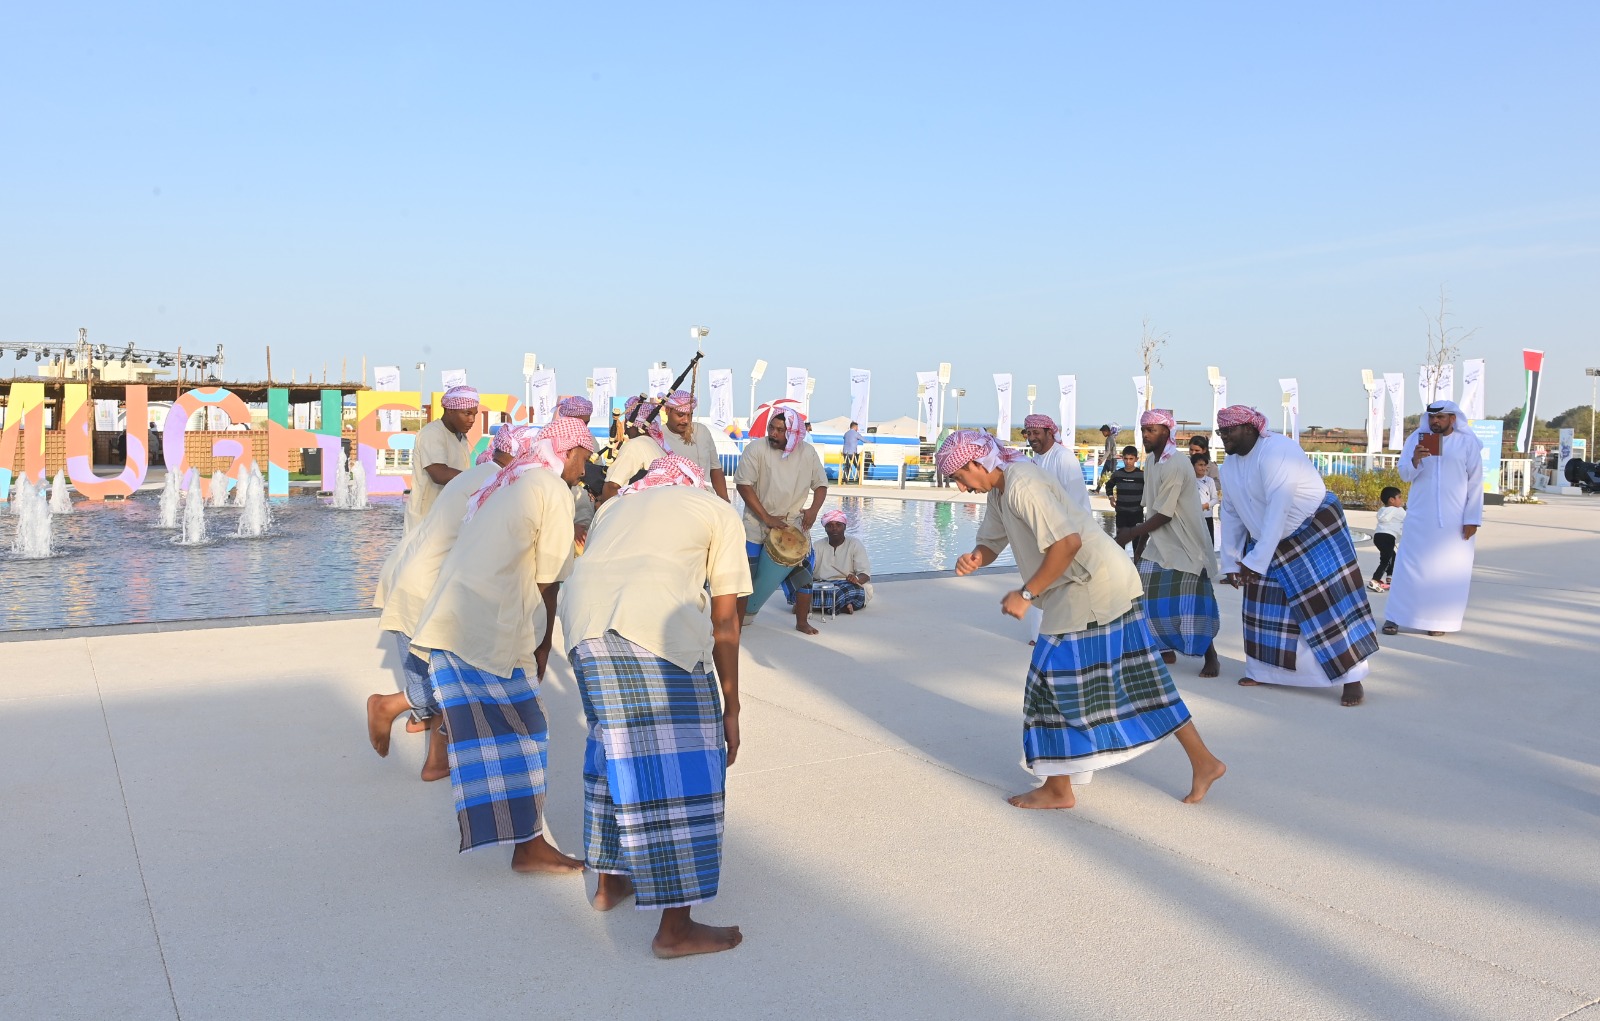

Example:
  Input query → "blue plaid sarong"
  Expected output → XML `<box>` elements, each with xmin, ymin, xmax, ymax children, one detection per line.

<box><xmin>572</xmin><ymin>632</ymin><xmax>726</xmax><ymax>910</ymax></box>
<box><xmin>1024</xmin><ymin>606</ymin><xmax>1192</xmax><ymax>775</ymax></box>
<box><xmin>387</xmin><ymin>630</ymin><xmax>439</xmax><ymax>723</ymax></box>
<box><xmin>1241</xmin><ymin>493</ymin><xmax>1379</xmax><ymax>681</ymax></box>
<box><xmin>1137</xmin><ymin>560</ymin><xmax>1221</xmax><ymax>657</ymax></box>
<box><xmin>429</xmin><ymin>650</ymin><xmax>548</xmax><ymax>853</ymax></box>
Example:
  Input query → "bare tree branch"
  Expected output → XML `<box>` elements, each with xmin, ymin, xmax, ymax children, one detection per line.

<box><xmin>1138</xmin><ymin>316</ymin><xmax>1168</xmax><ymax>411</ymax></box>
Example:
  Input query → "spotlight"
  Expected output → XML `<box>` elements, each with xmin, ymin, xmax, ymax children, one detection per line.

<box><xmin>15</xmin><ymin>347</ymin><xmax>26</xmax><ymax>359</ymax></box>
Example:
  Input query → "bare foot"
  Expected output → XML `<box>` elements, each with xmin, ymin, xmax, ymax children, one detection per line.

<box><xmin>1161</xmin><ymin>650</ymin><xmax>1177</xmax><ymax>665</ymax></box>
<box><xmin>420</xmin><ymin>722</ymin><xmax>450</xmax><ymax>782</ymax></box>
<box><xmin>592</xmin><ymin>873</ymin><xmax>635</xmax><ymax>912</ymax></box>
<box><xmin>1200</xmin><ymin>648</ymin><xmax>1220</xmax><ymax>678</ymax></box>
<box><xmin>840</xmin><ymin>604</ymin><xmax>854</xmax><ymax>614</ymax></box>
<box><xmin>1007</xmin><ymin>776</ymin><xmax>1075</xmax><ymax>809</ymax></box>
<box><xmin>795</xmin><ymin>620</ymin><xmax>819</xmax><ymax>636</ymax></box>
<box><xmin>1237</xmin><ymin>677</ymin><xmax>1262</xmax><ymax>686</ymax></box>
<box><xmin>404</xmin><ymin>717</ymin><xmax>426</xmax><ymax>734</ymax></box>
<box><xmin>653</xmin><ymin>915</ymin><xmax>743</xmax><ymax>959</ymax></box>
<box><xmin>1341</xmin><ymin>681</ymin><xmax>1364</xmax><ymax>707</ymax></box>
<box><xmin>1426</xmin><ymin>631</ymin><xmax>1445</xmax><ymax>637</ymax></box>
<box><xmin>365</xmin><ymin>693</ymin><xmax>409</xmax><ymax>757</ymax></box>
<box><xmin>1182</xmin><ymin>758</ymin><xmax>1227</xmax><ymax>804</ymax></box>
<box><xmin>511</xmin><ymin>835</ymin><xmax>586</xmax><ymax>875</ymax></box>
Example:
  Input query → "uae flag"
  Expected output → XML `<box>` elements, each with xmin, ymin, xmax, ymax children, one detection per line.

<box><xmin>1516</xmin><ymin>349</ymin><xmax>1544</xmax><ymax>452</ymax></box>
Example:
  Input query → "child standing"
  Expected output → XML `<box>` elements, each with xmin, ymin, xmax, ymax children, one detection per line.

<box><xmin>1191</xmin><ymin>451</ymin><xmax>1218</xmax><ymax>541</ymax></box>
<box><xmin>1105</xmin><ymin>445</ymin><xmax>1147</xmax><ymax>559</ymax></box>
<box><xmin>1370</xmin><ymin>486</ymin><xmax>1405</xmax><ymax>591</ymax></box>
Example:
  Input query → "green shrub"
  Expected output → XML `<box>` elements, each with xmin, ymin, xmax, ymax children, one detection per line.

<box><xmin>1321</xmin><ymin>467</ymin><xmax>1408</xmax><ymax>510</ymax></box>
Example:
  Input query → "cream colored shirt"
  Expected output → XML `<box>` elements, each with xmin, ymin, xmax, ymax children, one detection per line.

<box><xmin>406</xmin><ymin>419</ymin><xmax>472</xmax><ymax>532</ymax></box>
<box><xmin>813</xmin><ymin>536</ymin><xmax>870</xmax><ymax>581</ymax></box>
<box><xmin>662</xmin><ymin>422</ymin><xmax>723</xmax><ymax>477</ymax></box>
<box><xmin>376</xmin><ymin>461</ymin><xmax>500</xmax><ymax>636</ymax></box>
<box><xmin>733</xmin><ymin>439</ymin><xmax>829</xmax><ymax>543</ymax></box>
<box><xmin>560</xmin><ymin>486</ymin><xmax>753</xmax><ymax>671</ymax></box>
<box><xmin>1142</xmin><ymin>448</ymin><xmax>1220</xmax><ymax>578</ymax></box>
<box><xmin>605</xmin><ymin>435</ymin><xmax>668</xmax><ymax>488</ymax></box>
<box><xmin>409</xmin><ymin>467</ymin><xmax>576</xmax><ymax>677</ymax></box>
<box><xmin>976</xmin><ymin>462</ymin><xmax>1144</xmax><ymax>635</ymax></box>
<box><xmin>573</xmin><ymin>486</ymin><xmax>595</xmax><ymax>528</ymax></box>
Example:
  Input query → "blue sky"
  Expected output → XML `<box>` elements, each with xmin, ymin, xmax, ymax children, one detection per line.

<box><xmin>3</xmin><ymin>2</ymin><xmax>1596</xmax><ymax>429</ymax></box>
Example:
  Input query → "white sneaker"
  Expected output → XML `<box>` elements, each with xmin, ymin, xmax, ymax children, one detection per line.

<box><xmin>1366</xmin><ymin>580</ymin><xmax>1382</xmax><ymax>592</ymax></box>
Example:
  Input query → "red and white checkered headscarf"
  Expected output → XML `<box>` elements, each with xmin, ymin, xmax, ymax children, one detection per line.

<box><xmin>1023</xmin><ymin>413</ymin><xmax>1058</xmax><ymax>437</ymax></box>
<box><xmin>1140</xmin><ymin>409</ymin><xmax>1179</xmax><ymax>462</ymax></box>
<box><xmin>556</xmin><ymin>396</ymin><xmax>593</xmax><ymax>420</ymax></box>
<box><xmin>464</xmin><ymin>416</ymin><xmax>595</xmax><ymax>522</ymax></box>
<box><xmin>623</xmin><ymin>395</ymin><xmax>666</xmax><ymax>444</ymax></box>
<box><xmin>441</xmin><ymin>386</ymin><xmax>479</xmax><ymax>410</ymax></box>
<box><xmin>935</xmin><ymin>429</ymin><xmax>1027</xmax><ymax>477</ymax></box>
<box><xmin>492</xmin><ymin>424</ymin><xmax>535</xmax><ymax>458</ymax></box>
<box><xmin>617</xmin><ymin>454</ymin><xmax>707</xmax><ymax>496</ymax></box>
<box><xmin>768</xmin><ymin>405</ymin><xmax>804</xmax><ymax>459</ymax></box>
<box><xmin>1217</xmin><ymin>404</ymin><xmax>1269</xmax><ymax>434</ymax></box>
<box><xmin>663</xmin><ymin>389</ymin><xmax>697</xmax><ymax>412</ymax></box>
<box><xmin>820</xmin><ymin>509</ymin><xmax>848</xmax><ymax>528</ymax></box>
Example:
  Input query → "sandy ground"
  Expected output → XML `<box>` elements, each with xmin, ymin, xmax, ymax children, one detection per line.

<box><xmin>3</xmin><ymin>496</ymin><xmax>1597</xmax><ymax>1020</ymax></box>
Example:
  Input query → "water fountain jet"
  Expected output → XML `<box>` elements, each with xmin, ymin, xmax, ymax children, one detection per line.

<box><xmin>49</xmin><ymin>471</ymin><xmax>73</xmax><ymax>514</ymax></box>
<box><xmin>180</xmin><ymin>475</ymin><xmax>207</xmax><ymax>544</ymax></box>
<box><xmin>10</xmin><ymin>477</ymin><xmax>51</xmax><ymax>558</ymax></box>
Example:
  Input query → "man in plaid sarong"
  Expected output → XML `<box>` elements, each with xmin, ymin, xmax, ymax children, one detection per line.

<box><xmin>1217</xmin><ymin>405</ymin><xmax>1378</xmax><ymax>707</ymax></box>
<box><xmin>1115</xmin><ymin>410</ymin><xmax>1222</xmax><ymax>677</ymax></box>
<box><xmin>939</xmin><ymin>430</ymin><xmax>1226</xmax><ymax>811</ymax></box>
<box><xmin>409</xmin><ymin>416</ymin><xmax>595</xmax><ymax>872</ymax></box>
<box><xmin>561</xmin><ymin>455</ymin><xmax>752</xmax><ymax>958</ymax></box>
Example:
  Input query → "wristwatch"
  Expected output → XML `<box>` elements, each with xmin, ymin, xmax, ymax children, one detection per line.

<box><xmin>1019</xmin><ymin>587</ymin><xmax>1036</xmax><ymax>602</ymax></box>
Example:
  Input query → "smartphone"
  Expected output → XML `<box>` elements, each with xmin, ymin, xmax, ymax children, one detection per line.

<box><xmin>1419</xmin><ymin>432</ymin><xmax>1441</xmax><ymax>456</ymax></box>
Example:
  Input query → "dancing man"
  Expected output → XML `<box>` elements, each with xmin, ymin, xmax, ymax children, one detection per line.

<box><xmin>369</xmin><ymin>425</ymin><xmax>531</xmax><ymax>780</ymax></box>
<box><xmin>1115</xmin><ymin>410</ymin><xmax>1222</xmax><ymax>677</ymax></box>
<box><xmin>405</xmin><ymin>385</ymin><xmax>478</xmax><ymax>532</ymax></box>
<box><xmin>408</xmin><ymin>416</ymin><xmax>595</xmax><ymax>873</ymax></box>
<box><xmin>734</xmin><ymin>405</ymin><xmax>828</xmax><ymax>633</ymax></box>
<box><xmin>939</xmin><ymin>429</ymin><xmax>1226</xmax><ymax>810</ymax></box>
<box><xmin>1383</xmin><ymin>400</ymin><xmax>1483</xmax><ymax>637</ymax></box>
<box><xmin>561</xmin><ymin>454</ymin><xmax>750</xmax><ymax>958</ymax></box>
<box><xmin>1215</xmin><ymin>405</ymin><xmax>1379</xmax><ymax>707</ymax></box>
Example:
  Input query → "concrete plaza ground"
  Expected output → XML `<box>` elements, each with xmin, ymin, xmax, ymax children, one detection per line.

<box><xmin>3</xmin><ymin>496</ymin><xmax>1597</xmax><ymax>1020</ymax></box>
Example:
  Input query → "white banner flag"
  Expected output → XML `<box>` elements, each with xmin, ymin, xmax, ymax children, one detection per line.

<box><xmin>916</xmin><ymin>370</ymin><xmax>939</xmax><ymax>439</ymax></box>
<box><xmin>1056</xmin><ymin>375</ymin><xmax>1077</xmax><ymax>447</ymax></box>
<box><xmin>1132</xmin><ymin>375</ymin><xmax>1148</xmax><ymax>431</ymax></box>
<box><xmin>785</xmin><ymin>367</ymin><xmax>808</xmax><ymax>405</ymax></box>
<box><xmin>375</xmin><ymin>364</ymin><xmax>401</xmax><ymax>432</ymax></box>
<box><xmin>1434</xmin><ymin>362</ymin><xmax>1455</xmax><ymax>404</ymax></box>
<box><xmin>708</xmin><ymin>369</ymin><xmax>735</xmax><ymax>431</ymax></box>
<box><xmin>1209</xmin><ymin>378</ymin><xmax>1228</xmax><ymax>453</ymax></box>
<box><xmin>1460</xmin><ymin>358</ymin><xmax>1485</xmax><ymax>420</ymax></box>
<box><xmin>1418</xmin><ymin>364</ymin><xmax>1437</xmax><ymax>411</ymax></box>
<box><xmin>1366</xmin><ymin>381</ymin><xmax>1385</xmax><ymax>455</ymax></box>
<box><xmin>994</xmin><ymin>373</ymin><xmax>1013</xmax><ymax>440</ymax></box>
<box><xmin>850</xmin><ymin>368</ymin><xmax>872</xmax><ymax>429</ymax></box>
<box><xmin>647</xmin><ymin>366</ymin><xmax>671</xmax><ymax>399</ymax></box>
<box><xmin>591</xmin><ymin>367</ymin><xmax>618</xmax><ymax>429</ymax></box>
<box><xmin>1385</xmin><ymin>372</ymin><xmax>1405</xmax><ymax>450</ymax></box>
<box><xmin>1278</xmin><ymin>377</ymin><xmax>1300</xmax><ymax>443</ymax></box>
<box><xmin>441</xmin><ymin>369</ymin><xmax>467</xmax><ymax>391</ymax></box>
<box><xmin>528</xmin><ymin>369</ymin><xmax>557</xmax><ymax>426</ymax></box>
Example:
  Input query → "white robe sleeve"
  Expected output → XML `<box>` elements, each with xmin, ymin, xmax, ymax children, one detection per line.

<box><xmin>1397</xmin><ymin>430</ymin><xmax>1424</xmax><ymax>483</ymax></box>
<box><xmin>1460</xmin><ymin>441</ymin><xmax>1484</xmax><ymax>527</ymax></box>
<box><xmin>1239</xmin><ymin>443</ymin><xmax>1316</xmax><ymax>575</ymax></box>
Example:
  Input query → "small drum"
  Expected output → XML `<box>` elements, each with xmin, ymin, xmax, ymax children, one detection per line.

<box><xmin>748</xmin><ymin>524</ymin><xmax>813</xmax><ymax>615</ymax></box>
<box><xmin>764</xmin><ymin>524</ymin><xmax>811</xmax><ymax>567</ymax></box>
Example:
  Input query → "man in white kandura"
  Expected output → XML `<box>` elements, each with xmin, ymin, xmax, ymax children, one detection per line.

<box><xmin>1022</xmin><ymin>413</ymin><xmax>1093</xmax><ymax>514</ymax></box>
<box><xmin>1382</xmin><ymin>400</ymin><xmax>1484</xmax><ymax>638</ymax></box>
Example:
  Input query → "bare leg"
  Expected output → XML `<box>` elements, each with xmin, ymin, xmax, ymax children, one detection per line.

<box><xmin>365</xmin><ymin>692</ymin><xmax>411</xmax><ymax>757</ymax></box>
<box><xmin>1341</xmin><ymin>681</ymin><xmax>1364</xmax><ymax>707</ymax></box>
<box><xmin>1161</xmin><ymin>650</ymin><xmax>1177</xmax><ymax>665</ymax></box>
<box><xmin>592</xmin><ymin>872</ymin><xmax>635</xmax><ymax>912</ymax></box>
<box><xmin>420</xmin><ymin>718</ymin><xmax>449</xmax><ymax>782</ymax></box>
<box><xmin>653</xmin><ymin>906</ymin><xmax>743</xmax><ymax>959</ymax></box>
<box><xmin>511</xmin><ymin>834</ymin><xmax>585</xmax><ymax>875</ymax></box>
<box><xmin>1008</xmin><ymin>774</ymin><xmax>1075</xmax><ymax>809</ymax></box>
<box><xmin>1200</xmin><ymin>643</ymin><xmax>1220</xmax><ymax>678</ymax></box>
<box><xmin>794</xmin><ymin>591</ymin><xmax>818</xmax><ymax>635</ymax></box>
<box><xmin>1171</xmin><ymin>721</ymin><xmax>1226</xmax><ymax>804</ymax></box>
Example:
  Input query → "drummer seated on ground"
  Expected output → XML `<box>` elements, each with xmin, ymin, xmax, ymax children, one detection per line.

<box><xmin>806</xmin><ymin>509</ymin><xmax>872</xmax><ymax>613</ymax></box>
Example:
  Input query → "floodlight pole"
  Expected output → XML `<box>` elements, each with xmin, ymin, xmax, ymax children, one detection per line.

<box><xmin>1587</xmin><ymin>367</ymin><xmax>1600</xmax><ymax>454</ymax></box>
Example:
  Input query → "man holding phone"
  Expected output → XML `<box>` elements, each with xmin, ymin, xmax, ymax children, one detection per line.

<box><xmin>1382</xmin><ymin>400</ymin><xmax>1484</xmax><ymax>638</ymax></box>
